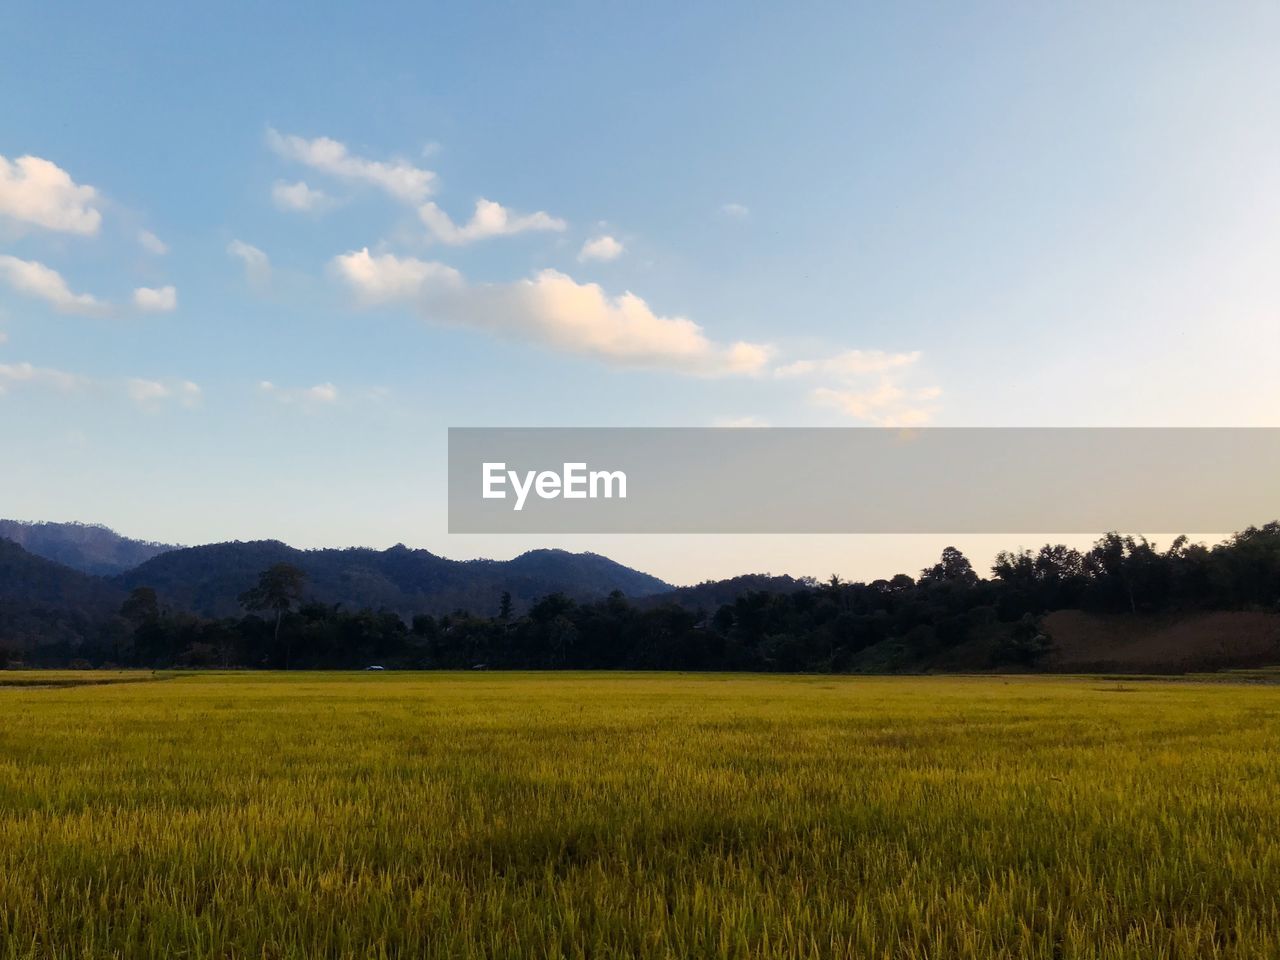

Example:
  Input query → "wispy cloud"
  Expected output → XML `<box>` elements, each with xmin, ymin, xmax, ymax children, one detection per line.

<box><xmin>812</xmin><ymin>380</ymin><xmax>941</xmax><ymax>426</ymax></box>
<box><xmin>578</xmin><ymin>235</ymin><xmax>624</xmax><ymax>262</ymax></box>
<box><xmin>0</xmin><ymin>361</ymin><xmax>86</xmax><ymax>393</ymax></box>
<box><xmin>127</xmin><ymin>378</ymin><xmax>201</xmax><ymax>408</ymax></box>
<box><xmin>331</xmin><ymin>250</ymin><xmax>771</xmax><ymax>376</ymax></box>
<box><xmin>227</xmin><ymin>240</ymin><xmax>271</xmax><ymax>287</ymax></box>
<box><xmin>0</xmin><ymin>359</ymin><xmax>201</xmax><ymax>408</ymax></box>
<box><xmin>0</xmin><ymin>154</ymin><xmax>102</xmax><ymax>235</ymax></box>
<box><xmin>271</xmin><ymin>179</ymin><xmax>332</xmax><ymax>213</ymax></box>
<box><xmin>0</xmin><ymin>255</ymin><xmax>105</xmax><ymax>314</ymax></box>
<box><xmin>138</xmin><ymin>229</ymin><xmax>168</xmax><ymax>255</ymax></box>
<box><xmin>720</xmin><ymin>202</ymin><xmax>749</xmax><ymax>220</ymax></box>
<box><xmin>418</xmin><ymin>199</ymin><xmax>566</xmax><ymax>245</ymax></box>
<box><xmin>132</xmin><ymin>285</ymin><xmax>177</xmax><ymax>312</ymax></box>
<box><xmin>777</xmin><ymin>348</ymin><xmax>939</xmax><ymax>424</ymax></box>
<box><xmin>775</xmin><ymin>349</ymin><xmax>921</xmax><ymax>378</ymax></box>
<box><xmin>266</xmin><ymin>129</ymin><xmax>436</xmax><ymax>204</ymax></box>
<box><xmin>258</xmin><ymin>380</ymin><xmax>339</xmax><ymax>407</ymax></box>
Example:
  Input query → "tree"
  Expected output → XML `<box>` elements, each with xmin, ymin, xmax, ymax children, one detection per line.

<box><xmin>239</xmin><ymin>563</ymin><xmax>307</xmax><ymax>668</ymax></box>
<box><xmin>120</xmin><ymin>587</ymin><xmax>160</xmax><ymax>626</ymax></box>
<box><xmin>921</xmin><ymin>546</ymin><xmax>979</xmax><ymax>586</ymax></box>
<box><xmin>992</xmin><ymin>614</ymin><xmax>1053</xmax><ymax>666</ymax></box>
<box><xmin>498</xmin><ymin>591</ymin><xmax>513</xmax><ymax>621</ymax></box>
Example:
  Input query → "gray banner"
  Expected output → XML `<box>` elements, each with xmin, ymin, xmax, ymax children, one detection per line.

<box><xmin>448</xmin><ymin>428</ymin><xmax>1280</xmax><ymax>534</ymax></box>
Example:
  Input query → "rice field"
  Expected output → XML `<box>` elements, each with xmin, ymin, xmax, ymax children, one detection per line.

<box><xmin>1</xmin><ymin>672</ymin><xmax>1278</xmax><ymax>959</ymax></box>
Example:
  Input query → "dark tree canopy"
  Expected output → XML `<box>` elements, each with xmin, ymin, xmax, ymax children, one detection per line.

<box><xmin>4</xmin><ymin>524</ymin><xmax>1280</xmax><ymax>673</ymax></box>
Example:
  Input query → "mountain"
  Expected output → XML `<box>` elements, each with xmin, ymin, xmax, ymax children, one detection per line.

<box><xmin>0</xmin><ymin>539</ymin><xmax>125</xmax><ymax>653</ymax></box>
<box><xmin>115</xmin><ymin>541</ymin><xmax>671</xmax><ymax>618</ymax></box>
<box><xmin>0</xmin><ymin>520</ymin><xmax>178</xmax><ymax>576</ymax></box>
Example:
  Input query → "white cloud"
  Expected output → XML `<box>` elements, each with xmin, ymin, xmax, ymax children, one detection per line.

<box><xmin>0</xmin><ymin>361</ymin><xmax>201</xmax><ymax>407</ymax></box>
<box><xmin>418</xmin><ymin>198</ymin><xmax>566</xmax><ymax>245</ymax></box>
<box><xmin>721</xmin><ymin>202</ymin><xmax>750</xmax><ymax>220</ymax></box>
<box><xmin>132</xmin><ymin>285</ymin><xmax>177</xmax><ymax>312</ymax></box>
<box><xmin>0</xmin><ymin>330</ymin><xmax>7</xmax><ymax>345</ymax></box>
<box><xmin>258</xmin><ymin>380</ymin><xmax>339</xmax><ymax>406</ymax></box>
<box><xmin>331</xmin><ymin>251</ymin><xmax>771</xmax><ymax>376</ymax></box>
<box><xmin>127</xmin><ymin>378</ymin><xmax>201</xmax><ymax>408</ymax></box>
<box><xmin>0</xmin><ymin>154</ymin><xmax>102</xmax><ymax>235</ymax></box>
<box><xmin>227</xmin><ymin>240</ymin><xmax>271</xmax><ymax>286</ymax></box>
<box><xmin>272</xmin><ymin>179</ymin><xmax>332</xmax><ymax>213</ymax></box>
<box><xmin>127</xmin><ymin>378</ymin><xmax>169</xmax><ymax>403</ymax></box>
<box><xmin>330</xmin><ymin>247</ymin><xmax>461</xmax><ymax>304</ymax></box>
<box><xmin>812</xmin><ymin>380</ymin><xmax>941</xmax><ymax>427</ymax></box>
<box><xmin>578</xmin><ymin>235</ymin><xmax>624</xmax><ymax>262</ymax></box>
<box><xmin>778</xmin><ymin>349</ymin><xmax>939</xmax><ymax>424</ymax></box>
<box><xmin>0</xmin><ymin>361</ymin><xmax>85</xmax><ymax>393</ymax></box>
<box><xmin>775</xmin><ymin>349</ymin><xmax>922</xmax><ymax>378</ymax></box>
<box><xmin>266</xmin><ymin>129</ymin><xmax>436</xmax><ymax>204</ymax></box>
<box><xmin>138</xmin><ymin>229</ymin><xmax>168</xmax><ymax>255</ymax></box>
<box><xmin>0</xmin><ymin>255</ymin><xmax>105</xmax><ymax>314</ymax></box>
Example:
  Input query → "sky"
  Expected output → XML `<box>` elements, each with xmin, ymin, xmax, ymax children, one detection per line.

<box><xmin>1</xmin><ymin>1</ymin><xmax>1278</xmax><ymax>585</ymax></box>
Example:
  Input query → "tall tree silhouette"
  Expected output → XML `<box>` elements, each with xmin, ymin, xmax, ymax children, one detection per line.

<box><xmin>239</xmin><ymin>564</ymin><xmax>307</xmax><ymax>668</ymax></box>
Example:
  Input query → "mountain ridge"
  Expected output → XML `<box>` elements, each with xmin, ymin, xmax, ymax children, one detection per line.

<box><xmin>113</xmin><ymin>539</ymin><xmax>672</xmax><ymax>618</ymax></box>
<box><xmin>0</xmin><ymin>519</ymin><xmax>179</xmax><ymax>576</ymax></box>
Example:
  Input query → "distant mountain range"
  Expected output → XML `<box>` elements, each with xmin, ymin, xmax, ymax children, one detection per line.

<box><xmin>0</xmin><ymin>520</ymin><xmax>177</xmax><ymax>576</ymax></box>
<box><xmin>115</xmin><ymin>541</ymin><xmax>671</xmax><ymax>618</ymax></box>
<box><xmin>0</xmin><ymin>519</ymin><xmax>673</xmax><ymax>620</ymax></box>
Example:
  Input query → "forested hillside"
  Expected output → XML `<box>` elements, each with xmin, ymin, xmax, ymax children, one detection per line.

<box><xmin>3</xmin><ymin>522</ymin><xmax>1278</xmax><ymax>672</ymax></box>
<box><xmin>0</xmin><ymin>520</ymin><xmax>177</xmax><ymax>575</ymax></box>
<box><xmin>114</xmin><ymin>541</ymin><xmax>671</xmax><ymax>618</ymax></box>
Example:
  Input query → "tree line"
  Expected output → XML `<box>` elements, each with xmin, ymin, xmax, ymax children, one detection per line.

<box><xmin>6</xmin><ymin>522</ymin><xmax>1279</xmax><ymax>671</ymax></box>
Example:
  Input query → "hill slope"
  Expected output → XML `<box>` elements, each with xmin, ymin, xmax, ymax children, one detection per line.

<box><xmin>115</xmin><ymin>541</ymin><xmax>671</xmax><ymax>618</ymax></box>
<box><xmin>0</xmin><ymin>539</ymin><xmax>125</xmax><ymax>654</ymax></box>
<box><xmin>0</xmin><ymin>520</ymin><xmax>177</xmax><ymax>576</ymax></box>
<box><xmin>1041</xmin><ymin>610</ymin><xmax>1280</xmax><ymax>673</ymax></box>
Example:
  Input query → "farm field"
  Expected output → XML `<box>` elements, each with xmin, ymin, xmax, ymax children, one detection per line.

<box><xmin>1</xmin><ymin>672</ymin><xmax>1278</xmax><ymax>959</ymax></box>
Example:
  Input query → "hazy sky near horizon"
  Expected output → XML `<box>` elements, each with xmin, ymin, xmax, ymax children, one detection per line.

<box><xmin>1</xmin><ymin>1</ymin><xmax>1277</xmax><ymax>584</ymax></box>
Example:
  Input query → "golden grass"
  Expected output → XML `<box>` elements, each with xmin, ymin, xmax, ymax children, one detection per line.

<box><xmin>1</xmin><ymin>672</ymin><xmax>1278</xmax><ymax>958</ymax></box>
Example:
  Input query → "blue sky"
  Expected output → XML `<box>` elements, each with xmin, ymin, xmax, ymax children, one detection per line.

<box><xmin>2</xmin><ymin>1</ymin><xmax>1277</xmax><ymax>583</ymax></box>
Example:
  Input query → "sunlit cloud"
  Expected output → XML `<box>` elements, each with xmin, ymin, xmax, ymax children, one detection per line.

<box><xmin>267</xmin><ymin>129</ymin><xmax>436</xmax><ymax>204</ymax></box>
<box><xmin>0</xmin><ymin>255</ymin><xmax>105</xmax><ymax>314</ymax></box>
<box><xmin>0</xmin><ymin>154</ymin><xmax>102</xmax><ymax>235</ymax></box>
<box><xmin>329</xmin><ymin>247</ymin><xmax>461</xmax><ymax>304</ymax></box>
<box><xmin>812</xmin><ymin>380</ymin><xmax>941</xmax><ymax>426</ymax></box>
<box><xmin>332</xmin><ymin>250</ymin><xmax>772</xmax><ymax>376</ymax></box>
<box><xmin>579</xmin><ymin>235</ymin><xmax>624</xmax><ymax>262</ymax></box>
<box><xmin>418</xmin><ymin>198</ymin><xmax>566</xmax><ymax>245</ymax></box>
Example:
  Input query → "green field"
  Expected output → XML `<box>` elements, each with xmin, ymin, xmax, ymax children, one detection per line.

<box><xmin>2</xmin><ymin>673</ymin><xmax>1278</xmax><ymax>959</ymax></box>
